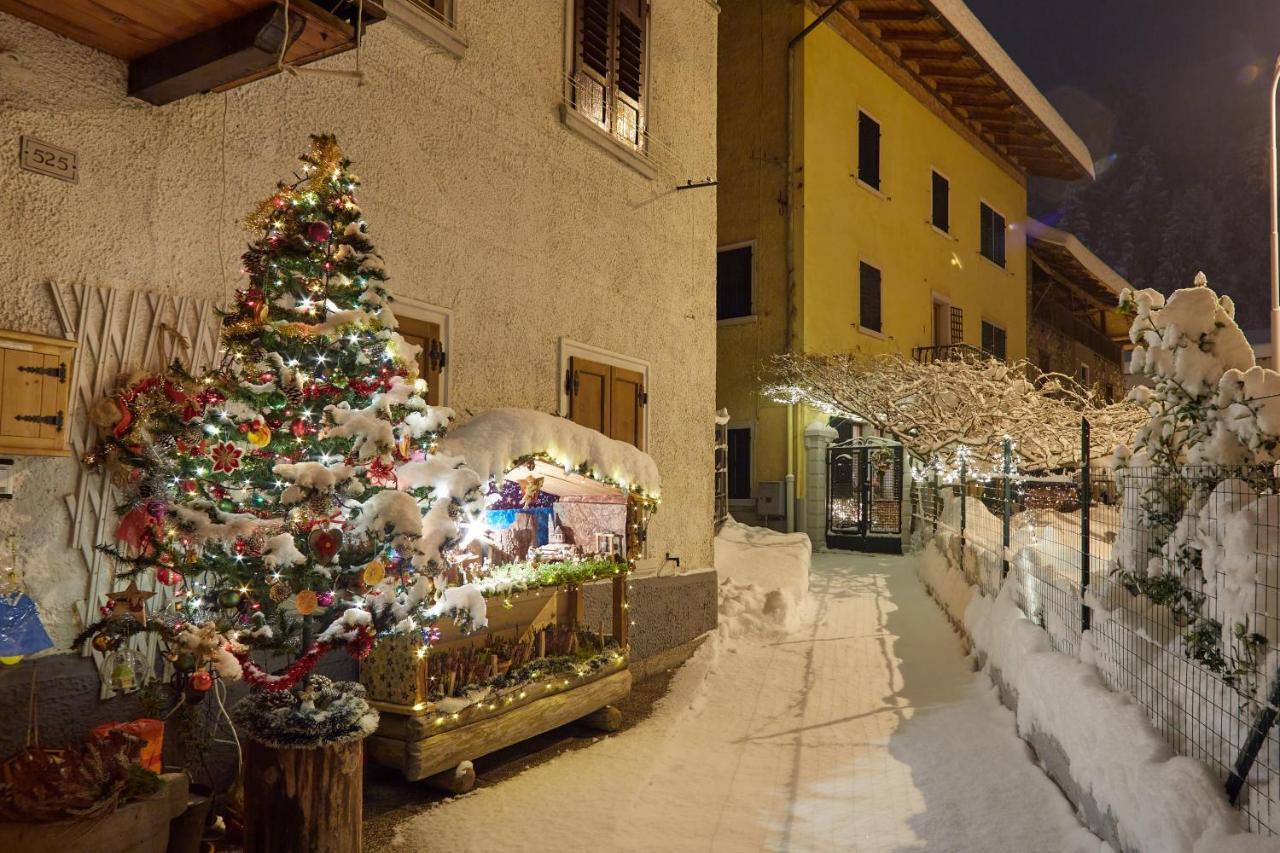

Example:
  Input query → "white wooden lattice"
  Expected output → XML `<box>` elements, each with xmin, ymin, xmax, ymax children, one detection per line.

<box><xmin>49</xmin><ymin>281</ymin><xmax>222</xmax><ymax>698</ymax></box>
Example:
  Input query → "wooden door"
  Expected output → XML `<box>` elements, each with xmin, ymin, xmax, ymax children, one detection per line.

<box><xmin>569</xmin><ymin>356</ymin><xmax>611</xmax><ymax>436</ymax></box>
<box><xmin>396</xmin><ymin>315</ymin><xmax>444</xmax><ymax>406</ymax></box>
<box><xmin>610</xmin><ymin>365</ymin><xmax>645</xmax><ymax>451</ymax></box>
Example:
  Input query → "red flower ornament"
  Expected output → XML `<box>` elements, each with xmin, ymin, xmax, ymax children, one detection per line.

<box><xmin>210</xmin><ymin>442</ymin><xmax>243</xmax><ymax>474</ymax></box>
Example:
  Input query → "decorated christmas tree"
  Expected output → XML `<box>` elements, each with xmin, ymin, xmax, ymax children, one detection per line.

<box><xmin>80</xmin><ymin>135</ymin><xmax>487</xmax><ymax>744</ymax></box>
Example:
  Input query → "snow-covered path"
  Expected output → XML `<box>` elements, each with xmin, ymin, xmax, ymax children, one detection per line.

<box><xmin>388</xmin><ymin>551</ymin><xmax>1106</xmax><ymax>852</ymax></box>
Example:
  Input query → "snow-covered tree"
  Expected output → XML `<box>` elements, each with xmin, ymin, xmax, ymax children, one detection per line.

<box><xmin>80</xmin><ymin>136</ymin><xmax>485</xmax><ymax>738</ymax></box>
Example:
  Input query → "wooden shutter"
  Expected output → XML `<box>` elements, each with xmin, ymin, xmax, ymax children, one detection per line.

<box><xmin>573</xmin><ymin>0</ymin><xmax>647</xmax><ymax>147</ymax></box>
<box><xmin>858</xmin><ymin>112</ymin><xmax>880</xmax><ymax>189</ymax></box>
<box><xmin>613</xmin><ymin>0</ymin><xmax>647</xmax><ymax>146</ymax></box>
<box><xmin>993</xmin><ymin>210</ymin><xmax>1007</xmax><ymax>266</ymax></box>
<box><xmin>396</xmin><ymin>315</ymin><xmax>445</xmax><ymax>406</ymax></box>
<box><xmin>931</xmin><ymin>171</ymin><xmax>949</xmax><ymax>232</ymax></box>
<box><xmin>950</xmin><ymin>306</ymin><xmax>964</xmax><ymax>344</ymax></box>
<box><xmin>610</xmin><ymin>365</ymin><xmax>645</xmax><ymax>451</ymax></box>
<box><xmin>569</xmin><ymin>356</ymin><xmax>611</xmax><ymax>436</ymax></box>
<box><xmin>568</xmin><ymin>357</ymin><xmax>646</xmax><ymax>450</ymax></box>
<box><xmin>859</xmin><ymin>262</ymin><xmax>881</xmax><ymax>333</ymax></box>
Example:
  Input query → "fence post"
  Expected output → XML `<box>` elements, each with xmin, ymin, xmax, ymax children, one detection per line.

<box><xmin>1002</xmin><ymin>438</ymin><xmax>1012</xmax><ymax>580</ymax></box>
<box><xmin>932</xmin><ymin>469</ymin><xmax>939</xmax><ymax>534</ymax></box>
<box><xmin>959</xmin><ymin>456</ymin><xmax>967</xmax><ymax>575</ymax></box>
<box><xmin>1080</xmin><ymin>417</ymin><xmax>1091</xmax><ymax>632</ymax></box>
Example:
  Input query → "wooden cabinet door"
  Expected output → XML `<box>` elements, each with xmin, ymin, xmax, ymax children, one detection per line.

<box><xmin>0</xmin><ymin>332</ymin><xmax>75</xmax><ymax>456</ymax></box>
<box><xmin>0</xmin><ymin>350</ymin><xmax>45</xmax><ymax>440</ymax></box>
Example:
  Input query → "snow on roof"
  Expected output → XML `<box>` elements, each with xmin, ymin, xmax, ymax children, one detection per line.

<box><xmin>1027</xmin><ymin>218</ymin><xmax>1128</xmax><ymax>296</ymax></box>
<box><xmin>925</xmin><ymin>0</ymin><xmax>1094</xmax><ymax>179</ymax></box>
<box><xmin>436</xmin><ymin>408</ymin><xmax>661</xmax><ymax>496</ymax></box>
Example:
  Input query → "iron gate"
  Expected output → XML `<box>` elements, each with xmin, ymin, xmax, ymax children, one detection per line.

<box><xmin>826</xmin><ymin>440</ymin><xmax>904</xmax><ymax>553</ymax></box>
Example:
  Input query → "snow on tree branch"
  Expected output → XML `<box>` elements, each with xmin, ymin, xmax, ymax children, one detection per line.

<box><xmin>766</xmin><ymin>348</ymin><xmax>1143</xmax><ymax>472</ymax></box>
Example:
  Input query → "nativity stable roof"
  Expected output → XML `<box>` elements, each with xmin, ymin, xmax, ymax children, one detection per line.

<box><xmin>825</xmin><ymin>0</ymin><xmax>1094</xmax><ymax>181</ymax></box>
<box><xmin>435</xmin><ymin>409</ymin><xmax>661</xmax><ymax>496</ymax></box>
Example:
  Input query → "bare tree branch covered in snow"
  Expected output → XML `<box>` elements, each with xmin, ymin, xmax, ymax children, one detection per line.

<box><xmin>766</xmin><ymin>350</ymin><xmax>1144</xmax><ymax>472</ymax></box>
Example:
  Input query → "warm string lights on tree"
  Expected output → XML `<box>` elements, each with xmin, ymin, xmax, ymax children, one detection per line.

<box><xmin>767</xmin><ymin>350</ymin><xmax>1143</xmax><ymax>472</ymax></box>
<box><xmin>78</xmin><ymin>135</ymin><xmax>487</xmax><ymax>745</ymax></box>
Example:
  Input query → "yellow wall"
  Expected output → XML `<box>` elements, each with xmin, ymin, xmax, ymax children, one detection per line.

<box><xmin>717</xmin><ymin>0</ymin><xmax>1032</xmax><ymax>517</ymax></box>
<box><xmin>800</xmin><ymin>20</ymin><xmax>1029</xmax><ymax>360</ymax></box>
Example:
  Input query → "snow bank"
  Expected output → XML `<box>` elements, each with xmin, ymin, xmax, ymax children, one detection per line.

<box><xmin>919</xmin><ymin>541</ymin><xmax>1280</xmax><ymax>853</ymax></box>
<box><xmin>436</xmin><ymin>408</ymin><xmax>660</xmax><ymax>495</ymax></box>
<box><xmin>713</xmin><ymin>518</ymin><xmax>810</xmax><ymax>632</ymax></box>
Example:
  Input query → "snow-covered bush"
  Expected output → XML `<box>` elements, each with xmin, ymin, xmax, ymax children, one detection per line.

<box><xmin>1113</xmin><ymin>274</ymin><xmax>1280</xmax><ymax>695</ymax></box>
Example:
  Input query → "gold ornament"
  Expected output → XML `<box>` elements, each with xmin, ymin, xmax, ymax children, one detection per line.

<box><xmin>246</xmin><ymin>423</ymin><xmax>272</xmax><ymax>448</ymax></box>
<box><xmin>362</xmin><ymin>559</ymin><xmax>386</xmax><ymax>586</ymax></box>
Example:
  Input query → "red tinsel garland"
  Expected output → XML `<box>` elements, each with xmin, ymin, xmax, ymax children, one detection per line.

<box><xmin>233</xmin><ymin>641</ymin><xmax>331</xmax><ymax>691</ymax></box>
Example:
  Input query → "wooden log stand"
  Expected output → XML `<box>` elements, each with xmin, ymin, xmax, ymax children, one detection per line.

<box><xmin>242</xmin><ymin>736</ymin><xmax>364</xmax><ymax>853</ymax></box>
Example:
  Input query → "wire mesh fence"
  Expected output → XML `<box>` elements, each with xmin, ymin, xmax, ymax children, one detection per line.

<box><xmin>911</xmin><ymin>460</ymin><xmax>1280</xmax><ymax>835</ymax></box>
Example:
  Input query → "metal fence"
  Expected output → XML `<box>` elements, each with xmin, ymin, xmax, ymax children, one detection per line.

<box><xmin>911</xmin><ymin>454</ymin><xmax>1280</xmax><ymax>835</ymax></box>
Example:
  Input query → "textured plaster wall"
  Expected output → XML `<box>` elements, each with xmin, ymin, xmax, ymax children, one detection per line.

<box><xmin>0</xmin><ymin>1</ymin><xmax>718</xmax><ymax>658</ymax></box>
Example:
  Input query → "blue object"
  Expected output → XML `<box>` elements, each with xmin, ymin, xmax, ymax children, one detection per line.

<box><xmin>0</xmin><ymin>591</ymin><xmax>52</xmax><ymax>658</ymax></box>
<box><xmin>485</xmin><ymin>507</ymin><xmax>554</xmax><ymax>547</ymax></box>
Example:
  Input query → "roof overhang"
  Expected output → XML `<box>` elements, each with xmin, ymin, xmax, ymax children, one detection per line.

<box><xmin>822</xmin><ymin>0</ymin><xmax>1093</xmax><ymax>181</ymax></box>
<box><xmin>1027</xmin><ymin>219</ymin><xmax>1128</xmax><ymax>301</ymax></box>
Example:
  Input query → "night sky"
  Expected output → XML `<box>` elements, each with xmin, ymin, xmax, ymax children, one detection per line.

<box><xmin>966</xmin><ymin>0</ymin><xmax>1280</xmax><ymax>327</ymax></box>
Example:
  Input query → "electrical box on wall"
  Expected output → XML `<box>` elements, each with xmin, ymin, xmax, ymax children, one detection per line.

<box><xmin>0</xmin><ymin>331</ymin><xmax>77</xmax><ymax>457</ymax></box>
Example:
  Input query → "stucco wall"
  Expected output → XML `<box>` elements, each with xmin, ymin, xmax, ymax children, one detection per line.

<box><xmin>0</xmin><ymin>1</ymin><xmax>718</xmax><ymax>655</ymax></box>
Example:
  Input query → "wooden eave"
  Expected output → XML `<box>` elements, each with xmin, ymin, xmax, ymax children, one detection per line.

<box><xmin>818</xmin><ymin>0</ymin><xmax>1090</xmax><ymax>181</ymax></box>
<box><xmin>1029</xmin><ymin>245</ymin><xmax>1129</xmax><ymax>341</ymax></box>
<box><xmin>0</xmin><ymin>0</ymin><xmax>385</xmax><ymax>103</ymax></box>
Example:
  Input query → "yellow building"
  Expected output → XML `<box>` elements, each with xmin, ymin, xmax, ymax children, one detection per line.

<box><xmin>716</xmin><ymin>0</ymin><xmax>1093</xmax><ymax>540</ymax></box>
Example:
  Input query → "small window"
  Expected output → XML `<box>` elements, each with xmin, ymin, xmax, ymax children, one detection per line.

<box><xmin>571</xmin><ymin>0</ymin><xmax>648</xmax><ymax>149</ymax></box>
<box><xmin>717</xmin><ymin>245</ymin><xmax>753</xmax><ymax>320</ymax></box>
<box><xmin>859</xmin><ymin>261</ymin><xmax>882</xmax><ymax>333</ymax></box>
<box><xmin>981</xmin><ymin>320</ymin><xmax>1007</xmax><ymax>360</ymax></box>
<box><xmin>931</xmin><ymin>171</ymin><xmax>950</xmax><ymax>232</ymax></box>
<box><xmin>950</xmin><ymin>305</ymin><xmax>964</xmax><ymax>345</ymax></box>
<box><xmin>1077</xmin><ymin>364</ymin><xmax>1091</xmax><ymax>387</ymax></box>
<box><xmin>727</xmin><ymin>428</ymin><xmax>751</xmax><ymax>500</ymax></box>
<box><xmin>564</xmin><ymin>345</ymin><xmax>647</xmax><ymax>450</ymax></box>
<box><xmin>979</xmin><ymin>202</ymin><xmax>1006</xmax><ymax>266</ymax></box>
<box><xmin>857</xmin><ymin>111</ymin><xmax>881</xmax><ymax>190</ymax></box>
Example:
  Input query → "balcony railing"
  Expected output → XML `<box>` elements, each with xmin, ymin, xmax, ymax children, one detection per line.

<box><xmin>1035</xmin><ymin>298</ymin><xmax>1121</xmax><ymax>362</ymax></box>
<box><xmin>911</xmin><ymin>343</ymin><xmax>988</xmax><ymax>364</ymax></box>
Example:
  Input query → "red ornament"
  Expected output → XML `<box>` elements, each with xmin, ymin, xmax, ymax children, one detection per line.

<box><xmin>290</xmin><ymin>418</ymin><xmax>308</xmax><ymax>438</ymax></box>
<box><xmin>305</xmin><ymin>221</ymin><xmax>331</xmax><ymax>243</ymax></box>
<box><xmin>210</xmin><ymin>441</ymin><xmax>243</xmax><ymax>474</ymax></box>
<box><xmin>308</xmin><ymin>528</ymin><xmax>342</xmax><ymax>562</ymax></box>
<box><xmin>156</xmin><ymin>567</ymin><xmax>182</xmax><ymax>586</ymax></box>
<box><xmin>188</xmin><ymin>670</ymin><xmax>213</xmax><ymax>693</ymax></box>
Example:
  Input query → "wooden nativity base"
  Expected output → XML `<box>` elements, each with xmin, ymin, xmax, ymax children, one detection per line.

<box><xmin>368</xmin><ymin>667</ymin><xmax>632</xmax><ymax>785</ymax></box>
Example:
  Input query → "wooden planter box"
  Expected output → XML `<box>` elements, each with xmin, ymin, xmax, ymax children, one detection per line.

<box><xmin>361</xmin><ymin>579</ymin><xmax>630</xmax><ymax>787</ymax></box>
<box><xmin>0</xmin><ymin>772</ymin><xmax>188</xmax><ymax>853</ymax></box>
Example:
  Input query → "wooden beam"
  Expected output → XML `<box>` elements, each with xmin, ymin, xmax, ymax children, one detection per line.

<box><xmin>856</xmin><ymin>8</ymin><xmax>931</xmax><ymax>22</ymax></box>
<box><xmin>876</xmin><ymin>27</ymin><xmax>953</xmax><ymax>44</ymax></box>
<box><xmin>945</xmin><ymin>93</ymin><xmax>1015</xmax><ymax>107</ymax></box>
<box><xmin>931</xmin><ymin>79</ymin><xmax>1003</xmax><ymax>93</ymax></box>
<box><xmin>914</xmin><ymin>64</ymin><xmax>988</xmax><ymax>78</ymax></box>
<box><xmin>895</xmin><ymin>47</ymin><xmax>966</xmax><ymax>61</ymax></box>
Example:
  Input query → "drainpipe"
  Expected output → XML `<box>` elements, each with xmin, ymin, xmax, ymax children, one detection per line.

<box><xmin>785</xmin><ymin>1</ymin><xmax>848</xmax><ymax>533</ymax></box>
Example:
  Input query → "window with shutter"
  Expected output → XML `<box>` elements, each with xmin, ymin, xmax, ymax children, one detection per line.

<box><xmin>858</xmin><ymin>261</ymin><xmax>882</xmax><ymax>333</ymax></box>
<box><xmin>980</xmin><ymin>202</ymin><xmax>1007</xmax><ymax>267</ymax></box>
<box><xmin>931</xmin><ymin>171</ymin><xmax>949</xmax><ymax>232</ymax></box>
<box><xmin>572</xmin><ymin>0</ymin><xmax>648</xmax><ymax>150</ymax></box>
<box><xmin>567</xmin><ymin>354</ymin><xmax>647</xmax><ymax>450</ymax></box>
<box><xmin>857</xmin><ymin>111</ymin><xmax>881</xmax><ymax>190</ymax></box>
<box><xmin>950</xmin><ymin>306</ymin><xmax>964</xmax><ymax>344</ymax></box>
<box><xmin>396</xmin><ymin>314</ymin><xmax>446</xmax><ymax>406</ymax></box>
<box><xmin>981</xmin><ymin>320</ymin><xmax>1007</xmax><ymax>360</ymax></box>
<box><xmin>727</xmin><ymin>428</ymin><xmax>751</xmax><ymax>500</ymax></box>
<box><xmin>717</xmin><ymin>245</ymin><xmax>753</xmax><ymax>320</ymax></box>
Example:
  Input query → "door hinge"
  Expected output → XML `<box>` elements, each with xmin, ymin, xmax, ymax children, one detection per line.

<box><xmin>426</xmin><ymin>339</ymin><xmax>447</xmax><ymax>371</ymax></box>
<box><xmin>15</xmin><ymin>410</ymin><xmax>63</xmax><ymax>431</ymax></box>
<box><xmin>639</xmin><ymin>388</ymin><xmax>648</xmax><ymax>406</ymax></box>
<box><xmin>566</xmin><ymin>369</ymin><xmax>580</xmax><ymax>396</ymax></box>
<box><xmin>18</xmin><ymin>362</ymin><xmax>66</xmax><ymax>383</ymax></box>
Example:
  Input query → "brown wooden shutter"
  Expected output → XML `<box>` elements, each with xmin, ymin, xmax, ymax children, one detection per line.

<box><xmin>573</xmin><ymin>0</ymin><xmax>612</xmax><ymax>127</ymax></box>
<box><xmin>568</xmin><ymin>356</ymin><xmax>611</xmax><ymax>436</ymax></box>
<box><xmin>613</xmin><ymin>0</ymin><xmax>646</xmax><ymax>146</ymax></box>
<box><xmin>396</xmin><ymin>315</ymin><xmax>444</xmax><ymax>406</ymax></box>
<box><xmin>610</xmin><ymin>365</ymin><xmax>645</xmax><ymax>451</ymax></box>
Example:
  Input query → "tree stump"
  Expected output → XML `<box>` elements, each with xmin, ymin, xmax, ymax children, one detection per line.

<box><xmin>243</xmin><ymin>737</ymin><xmax>364</xmax><ymax>853</ymax></box>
